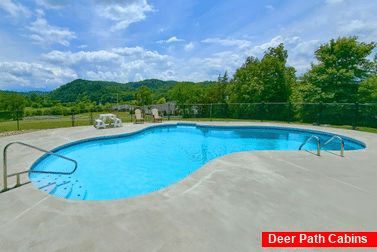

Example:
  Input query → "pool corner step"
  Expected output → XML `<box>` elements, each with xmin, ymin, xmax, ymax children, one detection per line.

<box><xmin>66</xmin><ymin>179</ymin><xmax>87</xmax><ymax>200</ymax></box>
<box><xmin>39</xmin><ymin>183</ymin><xmax>57</xmax><ymax>194</ymax></box>
<box><xmin>51</xmin><ymin>181</ymin><xmax>72</xmax><ymax>198</ymax></box>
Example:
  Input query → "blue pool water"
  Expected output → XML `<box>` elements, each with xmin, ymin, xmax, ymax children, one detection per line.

<box><xmin>29</xmin><ymin>124</ymin><xmax>365</xmax><ymax>200</ymax></box>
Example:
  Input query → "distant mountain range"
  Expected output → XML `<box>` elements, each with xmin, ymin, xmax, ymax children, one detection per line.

<box><xmin>48</xmin><ymin>79</ymin><xmax>179</xmax><ymax>103</ymax></box>
<box><xmin>1</xmin><ymin>78</ymin><xmax>216</xmax><ymax>103</ymax></box>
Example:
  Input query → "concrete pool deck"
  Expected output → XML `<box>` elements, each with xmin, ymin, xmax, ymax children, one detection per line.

<box><xmin>0</xmin><ymin>121</ymin><xmax>376</xmax><ymax>252</ymax></box>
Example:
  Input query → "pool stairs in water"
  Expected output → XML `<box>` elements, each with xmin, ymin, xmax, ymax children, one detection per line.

<box><xmin>33</xmin><ymin>174</ymin><xmax>87</xmax><ymax>200</ymax></box>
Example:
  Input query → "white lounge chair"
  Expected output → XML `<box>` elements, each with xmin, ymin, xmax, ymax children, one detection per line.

<box><xmin>94</xmin><ymin>114</ymin><xmax>122</xmax><ymax>129</ymax></box>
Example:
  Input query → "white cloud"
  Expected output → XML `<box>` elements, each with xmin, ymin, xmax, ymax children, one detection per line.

<box><xmin>28</xmin><ymin>18</ymin><xmax>77</xmax><ymax>46</ymax></box>
<box><xmin>97</xmin><ymin>0</ymin><xmax>154</xmax><ymax>31</ymax></box>
<box><xmin>250</xmin><ymin>36</ymin><xmax>285</xmax><ymax>54</ymax></box>
<box><xmin>198</xmin><ymin>35</ymin><xmax>321</xmax><ymax>77</ymax></box>
<box><xmin>43</xmin><ymin>50</ymin><xmax>122</xmax><ymax>64</ymax></box>
<box><xmin>157</xmin><ymin>36</ymin><xmax>185</xmax><ymax>44</ymax></box>
<box><xmin>192</xmin><ymin>52</ymin><xmax>243</xmax><ymax>70</ymax></box>
<box><xmin>0</xmin><ymin>0</ymin><xmax>30</xmax><ymax>17</ymax></box>
<box><xmin>185</xmin><ymin>42</ymin><xmax>195</xmax><ymax>51</ymax></box>
<box><xmin>339</xmin><ymin>19</ymin><xmax>377</xmax><ymax>35</ymax></box>
<box><xmin>266</xmin><ymin>5</ymin><xmax>274</xmax><ymax>10</ymax></box>
<box><xmin>244</xmin><ymin>36</ymin><xmax>320</xmax><ymax>75</ymax></box>
<box><xmin>158</xmin><ymin>27</ymin><xmax>169</xmax><ymax>33</ymax></box>
<box><xmin>43</xmin><ymin>47</ymin><xmax>168</xmax><ymax>65</ymax></box>
<box><xmin>276</xmin><ymin>0</ymin><xmax>377</xmax><ymax>44</ymax></box>
<box><xmin>35</xmin><ymin>0</ymin><xmax>69</xmax><ymax>9</ymax></box>
<box><xmin>111</xmin><ymin>47</ymin><xmax>144</xmax><ymax>55</ymax></box>
<box><xmin>0</xmin><ymin>61</ymin><xmax>77</xmax><ymax>89</ymax></box>
<box><xmin>41</xmin><ymin>47</ymin><xmax>174</xmax><ymax>83</ymax></box>
<box><xmin>36</xmin><ymin>8</ymin><xmax>44</xmax><ymax>17</ymax></box>
<box><xmin>202</xmin><ymin>38</ymin><xmax>252</xmax><ymax>49</ymax></box>
<box><xmin>292</xmin><ymin>40</ymin><xmax>320</xmax><ymax>55</ymax></box>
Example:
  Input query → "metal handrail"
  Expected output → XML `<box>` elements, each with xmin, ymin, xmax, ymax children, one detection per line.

<box><xmin>299</xmin><ymin>135</ymin><xmax>321</xmax><ymax>156</ymax></box>
<box><xmin>323</xmin><ymin>135</ymin><xmax>345</xmax><ymax>157</ymax></box>
<box><xmin>2</xmin><ymin>142</ymin><xmax>78</xmax><ymax>192</ymax></box>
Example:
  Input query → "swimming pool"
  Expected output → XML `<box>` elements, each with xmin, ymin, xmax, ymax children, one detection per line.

<box><xmin>29</xmin><ymin>124</ymin><xmax>366</xmax><ymax>200</ymax></box>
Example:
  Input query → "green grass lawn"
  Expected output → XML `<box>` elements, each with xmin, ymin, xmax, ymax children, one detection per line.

<box><xmin>1</xmin><ymin>114</ymin><xmax>376</xmax><ymax>134</ymax></box>
<box><xmin>0</xmin><ymin>111</ymin><xmax>155</xmax><ymax>133</ymax></box>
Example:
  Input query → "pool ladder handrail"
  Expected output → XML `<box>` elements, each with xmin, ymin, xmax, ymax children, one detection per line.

<box><xmin>2</xmin><ymin>141</ymin><xmax>78</xmax><ymax>192</ymax></box>
<box><xmin>299</xmin><ymin>135</ymin><xmax>321</xmax><ymax>156</ymax></box>
<box><xmin>323</xmin><ymin>135</ymin><xmax>345</xmax><ymax>157</ymax></box>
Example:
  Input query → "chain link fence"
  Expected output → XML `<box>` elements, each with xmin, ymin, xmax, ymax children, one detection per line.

<box><xmin>1</xmin><ymin>103</ymin><xmax>376</xmax><ymax>133</ymax></box>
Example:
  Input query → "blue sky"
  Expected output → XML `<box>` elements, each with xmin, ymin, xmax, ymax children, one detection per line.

<box><xmin>0</xmin><ymin>0</ymin><xmax>376</xmax><ymax>91</ymax></box>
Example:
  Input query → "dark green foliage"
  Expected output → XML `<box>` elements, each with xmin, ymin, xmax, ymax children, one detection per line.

<box><xmin>358</xmin><ymin>75</ymin><xmax>377</xmax><ymax>103</ymax></box>
<box><xmin>135</xmin><ymin>86</ymin><xmax>152</xmax><ymax>106</ymax></box>
<box><xmin>0</xmin><ymin>92</ymin><xmax>26</xmax><ymax>112</ymax></box>
<box><xmin>228</xmin><ymin>43</ymin><xmax>294</xmax><ymax>103</ymax></box>
<box><xmin>306</xmin><ymin>36</ymin><xmax>376</xmax><ymax>103</ymax></box>
<box><xmin>167</xmin><ymin>82</ymin><xmax>205</xmax><ymax>104</ymax></box>
<box><xmin>49</xmin><ymin>79</ymin><xmax>177</xmax><ymax>104</ymax></box>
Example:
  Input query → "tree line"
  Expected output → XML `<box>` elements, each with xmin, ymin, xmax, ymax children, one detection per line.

<box><xmin>1</xmin><ymin>36</ymin><xmax>377</xmax><ymax>115</ymax></box>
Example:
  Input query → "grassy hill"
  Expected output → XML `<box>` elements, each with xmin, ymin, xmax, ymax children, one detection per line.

<box><xmin>49</xmin><ymin>79</ymin><xmax>178</xmax><ymax>103</ymax></box>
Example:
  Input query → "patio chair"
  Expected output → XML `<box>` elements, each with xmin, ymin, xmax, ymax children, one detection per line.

<box><xmin>134</xmin><ymin>109</ymin><xmax>144</xmax><ymax>124</ymax></box>
<box><xmin>94</xmin><ymin>114</ymin><xmax>122</xmax><ymax>129</ymax></box>
<box><xmin>113</xmin><ymin>117</ymin><xmax>122</xmax><ymax>127</ymax></box>
<box><xmin>94</xmin><ymin>119</ymin><xmax>106</xmax><ymax>129</ymax></box>
<box><xmin>152</xmin><ymin>108</ymin><xmax>162</xmax><ymax>123</ymax></box>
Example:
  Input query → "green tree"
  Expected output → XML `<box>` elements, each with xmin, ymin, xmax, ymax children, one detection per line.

<box><xmin>201</xmin><ymin>73</ymin><xmax>229</xmax><ymax>104</ymax></box>
<box><xmin>259</xmin><ymin>44</ymin><xmax>293</xmax><ymax>102</ymax></box>
<box><xmin>290</xmin><ymin>75</ymin><xmax>323</xmax><ymax>103</ymax></box>
<box><xmin>155</xmin><ymin>97</ymin><xmax>167</xmax><ymax>104</ymax></box>
<box><xmin>306</xmin><ymin>36</ymin><xmax>376</xmax><ymax>103</ymax></box>
<box><xmin>201</xmin><ymin>83</ymin><xmax>227</xmax><ymax>104</ymax></box>
<box><xmin>358</xmin><ymin>75</ymin><xmax>377</xmax><ymax>103</ymax></box>
<box><xmin>168</xmin><ymin>82</ymin><xmax>204</xmax><ymax>104</ymax></box>
<box><xmin>228</xmin><ymin>43</ymin><xmax>294</xmax><ymax>103</ymax></box>
<box><xmin>135</xmin><ymin>86</ymin><xmax>152</xmax><ymax>106</ymax></box>
<box><xmin>0</xmin><ymin>93</ymin><xmax>26</xmax><ymax>111</ymax></box>
<box><xmin>228</xmin><ymin>56</ymin><xmax>262</xmax><ymax>103</ymax></box>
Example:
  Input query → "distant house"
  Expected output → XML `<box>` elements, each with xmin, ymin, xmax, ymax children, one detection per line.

<box><xmin>113</xmin><ymin>102</ymin><xmax>177</xmax><ymax>115</ymax></box>
<box><xmin>114</xmin><ymin>104</ymin><xmax>137</xmax><ymax>111</ymax></box>
<box><xmin>146</xmin><ymin>102</ymin><xmax>177</xmax><ymax>115</ymax></box>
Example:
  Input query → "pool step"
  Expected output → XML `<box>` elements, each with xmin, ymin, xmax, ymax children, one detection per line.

<box><xmin>33</xmin><ymin>174</ymin><xmax>86</xmax><ymax>200</ymax></box>
<box><xmin>39</xmin><ymin>183</ymin><xmax>57</xmax><ymax>194</ymax></box>
<box><xmin>51</xmin><ymin>181</ymin><xmax>72</xmax><ymax>198</ymax></box>
<box><xmin>34</xmin><ymin>174</ymin><xmax>69</xmax><ymax>185</ymax></box>
<box><xmin>67</xmin><ymin>179</ymin><xmax>87</xmax><ymax>200</ymax></box>
<box><xmin>35</xmin><ymin>174</ymin><xmax>70</xmax><ymax>194</ymax></box>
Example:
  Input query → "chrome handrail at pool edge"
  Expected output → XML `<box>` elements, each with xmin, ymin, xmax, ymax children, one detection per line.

<box><xmin>2</xmin><ymin>141</ymin><xmax>78</xmax><ymax>192</ymax></box>
<box><xmin>299</xmin><ymin>135</ymin><xmax>321</xmax><ymax>156</ymax></box>
<box><xmin>323</xmin><ymin>135</ymin><xmax>345</xmax><ymax>157</ymax></box>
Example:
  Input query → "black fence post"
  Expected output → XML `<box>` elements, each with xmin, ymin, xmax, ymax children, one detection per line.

<box><xmin>210</xmin><ymin>104</ymin><xmax>213</xmax><ymax>121</ymax></box>
<box><xmin>224</xmin><ymin>103</ymin><xmax>228</xmax><ymax>118</ymax></box>
<box><xmin>317</xmin><ymin>102</ymin><xmax>323</xmax><ymax>126</ymax></box>
<box><xmin>259</xmin><ymin>102</ymin><xmax>265</xmax><ymax>122</ymax></box>
<box><xmin>353</xmin><ymin>102</ymin><xmax>359</xmax><ymax>130</ymax></box>
<box><xmin>16</xmin><ymin>110</ymin><xmax>20</xmax><ymax>131</ymax></box>
<box><xmin>90</xmin><ymin>110</ymin><xmax>93</xmax><ymax>125</ymax></box>
<box><xmin>288</xmin><ymin>102</ymin><xmax>294</xmax><ymax>123</ymax></box>
<box><xmin>168</xmin><ymin>103</ymin><xmax>170</xmax><ymax>121</ymax></box>
<box><xmin>71</xmin><ymin>110</ymin><xmax>75</xmax><ymax>127</ymax></box>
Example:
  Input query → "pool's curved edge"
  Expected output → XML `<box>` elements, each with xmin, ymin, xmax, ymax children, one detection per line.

<box><xmin>28</xmin><ymin>122</ymin><xmax>367</xmax><ymax>174</ymax></box>
<box><xmin>178</xmin><ymin>122</ymin><xmax>367</xmax><ymax>149</ymax></box>
<box><xmin>28</xmin><ymin>123</ymin><xmax>171</xmax><ymax>173</ymax></box>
